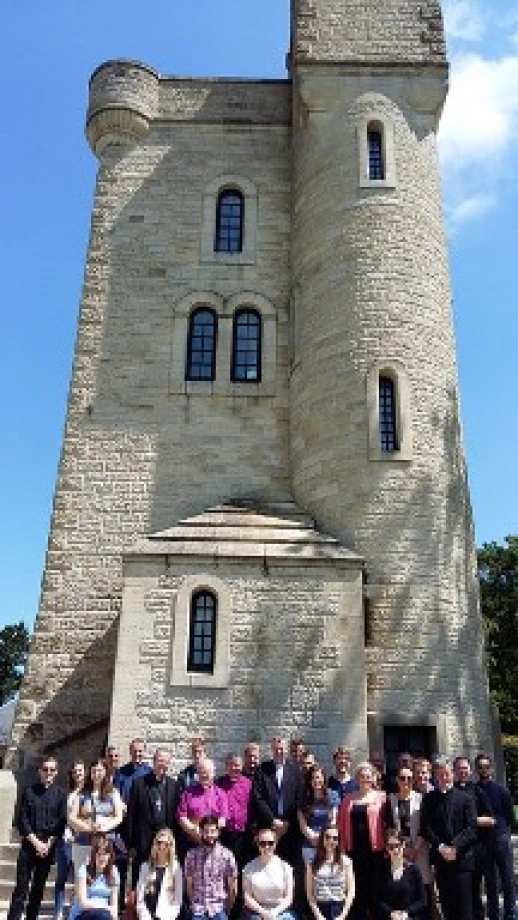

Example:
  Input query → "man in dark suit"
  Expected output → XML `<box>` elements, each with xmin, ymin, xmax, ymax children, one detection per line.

<box><xmin>420</xmin><ymin>755</ymin><xmax>478</xmax><ymax>920</ymax></box>
<box><xmin>475</xmin><ymin>753</ymin><xmax>516</xmax><ymax>920</ymax></box>
<box><xmin>127</xmin><ymin>747</ymin><xmax>179</xmax><ymax>883</ymax></box>
<box><xmin>250</xmin><ymin>735</ymin><xmax>303</xmax><ymax>867</ymax></box>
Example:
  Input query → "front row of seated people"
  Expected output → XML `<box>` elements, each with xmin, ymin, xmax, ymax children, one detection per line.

<box><xmin>70</xmin><ymin>819</ymin><xmax>427</xmax><ymax>920</ymax></box>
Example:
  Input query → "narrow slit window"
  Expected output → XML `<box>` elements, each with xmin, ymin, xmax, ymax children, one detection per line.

<box><xmin>379</xmin><ymin>375</ymin><xmax>398</xmax><ymax>452</ymax></box>
<box><xmin>231</xmin><ymin>309</ymin><xmax>262</xmax><ymax>382</ymax></box>
<box><xmin>215</xmin><ymin>190</ymin><xmax>244</xmax><ymax>253</ymax></box>
<box><xmin>368</xmin><ymin>128</ymin><xmax>385</xmax><ymax>181</ymax></box>
<box><xmin>187</xmin><ymin>591</ymin><xmax>217</xmax><ymax>674</ymax></box>
<box><xmin>186</xmin><ymin>308</ymin><xmax>217</xmax><ymax>381</ymax></box>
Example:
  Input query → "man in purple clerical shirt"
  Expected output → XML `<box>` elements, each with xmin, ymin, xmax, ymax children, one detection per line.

<box><xmin>217</xmin><ymin>753</ymin><xmax>252</xmax><ymax>867</ymax></box>
<box><xmin>178</xmin><ymin>758</ymin><xmax>229</xmax><ymax>854</ymax></box>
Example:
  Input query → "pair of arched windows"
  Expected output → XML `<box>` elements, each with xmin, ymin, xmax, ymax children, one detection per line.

<box><xmin>185</xmin><ymin>307</ymin><xmax>262</xmax><ymax>383</ymax></box>
<box><xmin>187</xmin><ymin>590</ymin><xmax>217</xmax><ymax>673</ymax></box>
<box><xmin>214</xmin><ymin>190</ymin><xmax>244</xmax><ymax>254</ymax></box>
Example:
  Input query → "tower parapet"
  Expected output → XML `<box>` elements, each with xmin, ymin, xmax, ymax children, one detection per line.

<box><xmin>292</xmin><ymin>0</ymin><xmax>446</xmax><ymax>66</ymax></box>
<box><xmin>86</xmin><ymin>59</ymin><xmax>159</xmax><ymax>156</ymax></box>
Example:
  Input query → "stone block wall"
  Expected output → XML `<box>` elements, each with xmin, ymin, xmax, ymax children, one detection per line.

<box><xmin>9</xmin><ymin>79</ymin><xmax>293</xmax><ymax>766</ymax></box>
<box><xmin>290</xmin><ymin>66</ymin><xmax>493</xmax><ymax>758</ymax></box>
<box><xmin>109</xmin><ymin>557</ymin><xmax>367</xmax><ymax>771</ymax></box>
<box><xmin>292</xmin><ymin>0</ymin><xmax>446</xmax><ymax>64</ymax></box>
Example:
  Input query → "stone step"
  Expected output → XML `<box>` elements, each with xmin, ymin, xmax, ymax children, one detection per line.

<box><xmin>0</xmin><ymin>846</ymin><xmax>19</xmax><ymax>863</ymax></box>
<box><xmin>0</xmin><ymin>860</ymin><xmax>75</xmax><ymax>886</ymax></box>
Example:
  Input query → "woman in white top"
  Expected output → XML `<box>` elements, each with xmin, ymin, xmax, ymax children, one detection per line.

<box><xmin>242</xmin><ymin>828</ymin><xmax>297</xmax><ymax>920</ymax></box>
<box><xmin>136</xmin><ymin>829</ymin><xmax>183</xmax><ymax>920</ymax></box>
<box><xmin>69</xmin><ymin>759</ymin><xmax>124</xmax><ymax>871</ymax></box>
<box><xmin>306</xmin><ymin>825</ymin><xmax>354</xmax><ymax>920</ymax></box>
<box><xmin>55</xmin><ymin>760</ymin><xmax>86</xmax><ymax>919</ymax></box>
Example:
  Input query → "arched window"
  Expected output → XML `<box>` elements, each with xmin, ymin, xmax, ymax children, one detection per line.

<box><xmin>187</xmin><ymin>591</ymin><xmax>217</xmax><ymax>674</ymax></box>
<box><xmin>185</xmin><ymin>308</ymin><xmax>217</xmax><ymax>381</ymax></box>
<box><xmin>214</xmin><ymin>190</ymin><xmax>244</xmax><ymax>253</ymax></box>
<box><xmin>231</xmin><ymin>309</ymin><xmax>262</xmax><ymax>382</ymax></box>
<box><xmin>379</xmin><ymin>375</ymin><xmax>398</xmax><ymax>452</ymax></box>
<box><xmin>367</xmin><ymin>126</ymin><xmax>385</xmax><ymax>181</ymax></box>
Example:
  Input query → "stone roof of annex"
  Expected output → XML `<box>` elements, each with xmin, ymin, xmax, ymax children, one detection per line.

<box><xmin>125</xmin><ymin>502</ymin><xmax>363</xmax><ymax>566</ymax></box>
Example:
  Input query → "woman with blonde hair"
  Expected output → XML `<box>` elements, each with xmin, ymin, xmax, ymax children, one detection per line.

<box><xmin>338</xmin><ymin>761</ymin><xmax>387</xmax><ymax>919</ymax></box>
<box><xmin>136</xmin><ymin>829</ymin><xmax>183</xmax><ymax>920</ymax></box>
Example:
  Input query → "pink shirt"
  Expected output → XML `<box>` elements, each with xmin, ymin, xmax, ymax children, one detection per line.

<box><xmin>339</xmin><ymin>791</ymin><xmax>387</xmax><ymax>853</ymax></box>
<box><xmin>177</xmin><ymin>783</ymin><xmax>229</xmax><ymax>823</ymax></box>
<box><xmin>216</xmin><ymin>774</ymin><xmax>252</xmax><ymax>833</ymax></box>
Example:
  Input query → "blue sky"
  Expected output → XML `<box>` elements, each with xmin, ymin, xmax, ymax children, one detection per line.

<box><xmin>0</xmin><ymin>0</ymin><xmax>516</xmax><ymax>630</ymax></box>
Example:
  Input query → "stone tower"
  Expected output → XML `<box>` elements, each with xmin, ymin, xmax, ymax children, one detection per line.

<box><xmin>289</xmin><ymin>0</ymin><xmax>492</xmax><ymax>757</ymax></box>
<box><xmin>8</xmin><ymin>0</ymin><xmax>494</xmax><ymax>774</ymax></box>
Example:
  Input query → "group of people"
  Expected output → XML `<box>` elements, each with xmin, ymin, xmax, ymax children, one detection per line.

<box><xmin>6</xmin><ymin>734</ymin><xmax>516</xmax><ymax>920</ymax></box>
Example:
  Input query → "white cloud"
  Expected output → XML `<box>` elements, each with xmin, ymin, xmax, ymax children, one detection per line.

<box><xmin>443</xmin><ymin>0</ymin><xmax>488</xmax><ymax>43</ymax></box>
<box><xmin>440</xmin><ymin>54</ymin><xmax>518</xmax><ymax>169</ymax></box>
<box><xmin>448</xmin><ymin>194</ymin><xmax>496</xmax><ymax>229</ymax></box>
<box><xmin>439</xmin><ymin>52</ymin><xmax>518</xmax><ymax>226</ymax></box>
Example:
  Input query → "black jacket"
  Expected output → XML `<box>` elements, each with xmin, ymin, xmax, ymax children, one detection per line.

<box><xmin>250</xmin><ymin>760</ymin><xmax>303</xmax><ymax>828</ymax></box>
<box><xmin>127</xmin><ymin>772</ymin><xmax>179</xmax><ymax>858</ymax></box>
<box><xmin>376</xmin><ymin>861</ymin><xmax>427</xmax><ymax>918</ymax></box>
<box><xmin>420</xmin><ymin>786</ymin><xmax>478</xmax><ymax>870</ymax></box>
<box><xmin>17</xmin><ymin>782</ymin><xmax>67</xmax><ymax>842</ymax></box>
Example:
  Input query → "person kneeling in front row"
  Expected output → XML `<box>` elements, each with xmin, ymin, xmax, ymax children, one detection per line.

<box><xmin>306</xmin><ymin>826</ymin><xmax>355</xmax><ymax>920</ymax></box>
<box><xmin>242</xmin><ymin>827</ymin><xmax>297</xmax><ymax>920</ymax></box>
<box><xmin>68</xmin><ymin>835</ymin><xmax>119</xmax><ymax>920</ymax></box>
<box><xmin>136</xmin><ymin>828</ymin><xmax>183</xmax><ymax>920</ymax></box>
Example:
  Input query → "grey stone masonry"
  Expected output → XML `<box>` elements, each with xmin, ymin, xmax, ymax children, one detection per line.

<box><xmin>292</xmin><ymin>0</ymin><xmax>447</xmax><ymax>65</ymax></box>
<box><xmin>6</xmin><ymin>0</ymin><xmax>494</xmax><ymax>783</ymax></box>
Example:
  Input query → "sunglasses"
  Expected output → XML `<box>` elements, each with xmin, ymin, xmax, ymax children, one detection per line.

<box><xmin>41</xmin><ymin>767</ymin><xmax>57</xmax><ymax>773</ymax></box>
<box><xmin>398</xmin><ymin>775</ymin><xmax>412</xmax><ymax>782</ymax></box>
<box><xmin>325</xmin><ymin>834</ymin><xmax>339</xmax><ymax>841</ymax></box>
<box><xmin>258</xmin><ymin>840</ymin><xmax>275</xmax><ymax>848</ymax></box>
<box><xmin>156</xmin><ymin>841</ymin><xmax>170</xmax><ymax>848</ymax></box>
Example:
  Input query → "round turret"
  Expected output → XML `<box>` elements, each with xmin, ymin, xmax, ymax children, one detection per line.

<box><xmin>86</xmin><ymin>60</ymin><xmax>159</xmax><ymax>156</ymax></box>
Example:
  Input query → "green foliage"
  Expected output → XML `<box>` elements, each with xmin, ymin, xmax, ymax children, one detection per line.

<box><xmin>0</xmin><ymin>622</ymin><xmax>29</xmax><ymax>705</ymax></box>
<box><xmin>478</xmin><ymin>536</ymin><xmax>518</xmax><ymax>733</ymax></box>
<box><xmin>502</xmin><ymin>735</ymin><xmax>518</xmax><ymax>799</ymax></box>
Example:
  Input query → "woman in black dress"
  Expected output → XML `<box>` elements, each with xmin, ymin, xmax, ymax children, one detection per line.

<box><xmin>375</xmin><ymin>829</ymin><xmax>426</xmax><ymax>919</ymax></box>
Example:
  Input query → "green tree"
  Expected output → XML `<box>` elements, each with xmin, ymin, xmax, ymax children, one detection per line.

<box><xmin>0</xmin><ymin>622</ymin><xmax>29</xmax><ymax>705</ymax></box>
<box><xmin>478</xmin><ymin>536</ymin><xmax>518</xmax><ymax>733</ymax></box>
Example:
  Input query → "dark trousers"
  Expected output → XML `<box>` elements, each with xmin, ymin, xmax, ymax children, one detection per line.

<box><xmin>474</xmin><ymin>835</ymin><xmax>516</xmax><ymax>920</ymax></box>
<box><xmin>349</xmin><ymin>850</ymin><xmax>383</xmax><ymax>920</ymax></box>
<box><xmin>220</xmin><ymin>830</ymin><xmax>247</xmax><ymax>920</ymax></box>
<box><xmin>435</xmin><ymin>864</ymin><xmax>473</xmax><ymax>920</ymax></box>
<box><xmin>7</xmin><ymin>840</ymin><xmax>55</xmax><ymax>920</ymax></box>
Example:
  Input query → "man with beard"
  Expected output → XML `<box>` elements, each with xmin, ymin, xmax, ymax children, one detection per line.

<box><xmin>184</xmin><ymin>815</ymin><xmax>238</xmax><ymax>920</ymax></box>
<box><xmin>474</xmin><ymin>753</ymin><xmax>516</xmax><ymax>920</ymax></box>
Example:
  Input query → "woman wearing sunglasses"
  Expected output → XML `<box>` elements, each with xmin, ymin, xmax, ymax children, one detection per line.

<box><xmin>242</xmin><ymin>828</ymin><xmax>296</xmax><ymax>920</ymax></box>
<box><xmin>387</xmin><ymin>769</ymin><xmax>431</xmax><ymax>918</ymax></box>
<box><xmin>375</xmin><ymin>829</ymin><xmax>426</xmax><ymax>919</ymax></box>
<box><xmin>306</xmin><ymin>825</ymin><xmax>355</xmax><ymax>920</ymax></box>
<box><xmin>136</xmin><ymin>829</ymin><xmax>182</xmax><ymax>920</ymax></box>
